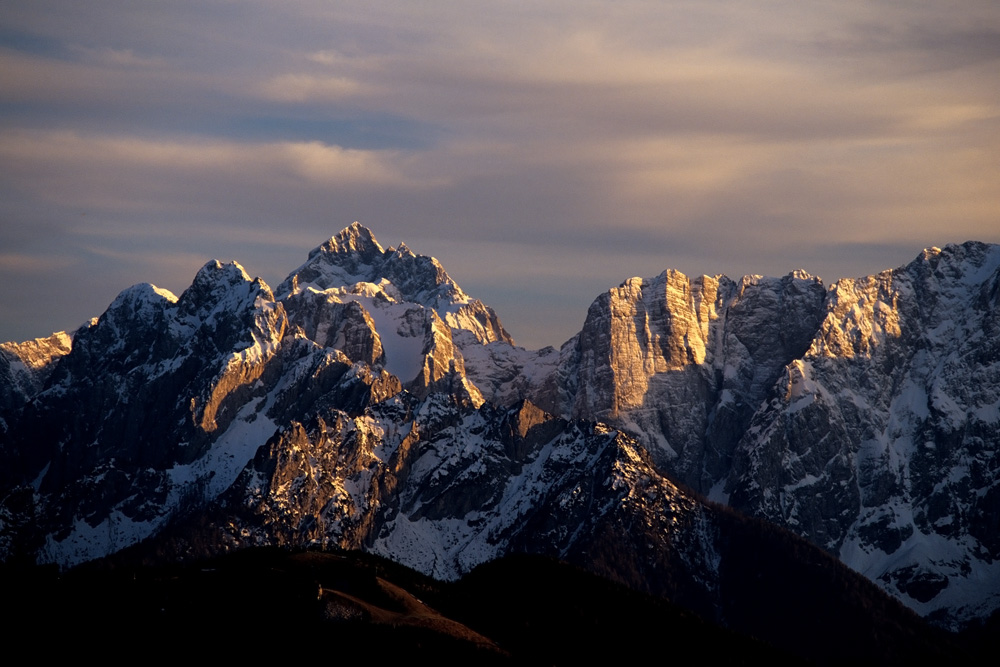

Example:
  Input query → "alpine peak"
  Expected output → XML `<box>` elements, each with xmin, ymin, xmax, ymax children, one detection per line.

<box><xmin>278</xmin><ymin>224</ymin><xmax>462</xmax><ymax>306</ymax></box>
<box><xmin>308</xmin><ymin>221</ymin><xmax>384</xmax><ymax>262</ymax></box>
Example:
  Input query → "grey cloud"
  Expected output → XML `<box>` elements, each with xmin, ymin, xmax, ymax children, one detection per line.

<box><xmin>801</xmin><ymin>21</ymin><xmax>1000</xmax><ymax>78</ymax></box>
<box><xmin>1</xmin><ymin>1</ymin><xmax>998</xmax><ymax>348</ymax></box>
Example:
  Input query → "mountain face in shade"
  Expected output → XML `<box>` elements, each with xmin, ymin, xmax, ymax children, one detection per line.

<box><xmin>1</xmin><ymin>224</ymin><xmax>997</xmax><ymax>631</ymax></box>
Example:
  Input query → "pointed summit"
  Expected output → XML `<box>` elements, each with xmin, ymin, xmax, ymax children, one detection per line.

<box><xmin>275</xmin><ymin>222</ymin><xmax>513</xmax><ymax>345</ymax></box>
<box><xmin>308</xmin><ymin>222</ymin><xmax>384</xmax><ymax>262</ymax></box>
<box><xmin>277</xmin><ymin>222</ymin><xmax>463</xmax><ymax>306</ymax></box>
<box><xmin>178</xmin><ymin>260</ymin><xmax>264</xmax><ymax>321</ymax></box>
<box><xmin>277</xmin><ymin>223</ymin><xmax>386</xmax><ymax>298</ymax></box>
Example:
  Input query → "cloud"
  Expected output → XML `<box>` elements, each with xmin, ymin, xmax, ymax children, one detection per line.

<box><xmin>70</xmin><ymin>45</ymin><xmax>168</xmax><ymax>68</ymax></box>
<box><xmin>0</xmin><ymin>252</ymin><xmax>72</xmax><ymax>273</ymax></box>
<box><xmin>0</xmin><ymin>130</ymin><xmax>433</xmax><ymax>203</ymax></box>
<box><xmin>257</xmin><ymin>73</ymin><xmax>367</xmax><ymax>103</ymax></box>
<box><xmin>0</xmin><ymin>1</ymin><xmax>998</xmax><ymax>348</ymax></box>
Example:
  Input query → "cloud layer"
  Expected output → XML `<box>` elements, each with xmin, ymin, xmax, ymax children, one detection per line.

<box><xmin>2</xmin><ymin>1</ymin><xmax>998</xmax><ymax>347</ymax></box>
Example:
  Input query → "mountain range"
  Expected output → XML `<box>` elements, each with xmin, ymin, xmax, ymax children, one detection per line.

<box><xmin>2</xmin><ymin>222</ymin><xmax>998</xmax><ymax>638</ymax></box>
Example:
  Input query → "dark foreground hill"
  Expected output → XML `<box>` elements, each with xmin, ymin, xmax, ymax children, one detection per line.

<box><xmin>4</xmin><ymin>548</ymin><xmax>987</xmax><ymax>664</ymax></box>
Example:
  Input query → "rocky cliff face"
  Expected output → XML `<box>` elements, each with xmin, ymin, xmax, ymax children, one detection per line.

<box><xmin>726</xmin><ymin>242</ymin><xmax>1000</xmax><ymax>626</ymax></box>
<box><xmin>0</xmin><ymin>261</ymin><xmax>291</xmax><ymax>564</ymax></box>
<box><xmin>209</xmin><ymin>395</ymin><xmax>716</xmax><ymax>585</ymax></box>
<box><xmin>0</xmin><ymin>331</ymin><xmax>73</xmax><ymax>428</ymax></box>
<box><xmin>1</xmin><ymin>225</ymin><xmax>996</xmax><ymax>630</ymax></box>
<box><xmin>453</xmin><ymin>240</ymin><xmax>1000</xmax><ymax>629</ymax></box>
<box><xmin>546</xmin><ymin>269</ymin><xmax>827</xmax><ymax>493</ymax></box>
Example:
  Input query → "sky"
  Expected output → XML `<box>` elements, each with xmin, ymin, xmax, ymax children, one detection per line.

<box><xmin>1</xmin><ymin>1</ymin><xmax>998</xmax><ymax>350</ymax></box>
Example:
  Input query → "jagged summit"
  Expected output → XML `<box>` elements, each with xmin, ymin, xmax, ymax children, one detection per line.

<box><xmin>910</xmin><ymin>239</ymin><xmax>1000</xmax><ymax>284</ymax></box>
<box><xmin>303</xmin><ymin>221</ymin><xmax>385</xmax><ymax>267</ymax></box>
<box><xmin>389</xmin><ymin>240</ymin><xmax>413</xmax><ymax>257</ymax></box>
<box><xmin>277</xmin><ymin>223</ymin><xmax>513</xmax><ymax>346</ymax></box>
<box><xmin>279</xmin><ymin>223</ymin><xmax>386</xmax><ymax>298</ymax></box>
<box><xmin>277</xmin><ymin>223</ymin><xmax>463</xmax><ymax>305</ymax></box>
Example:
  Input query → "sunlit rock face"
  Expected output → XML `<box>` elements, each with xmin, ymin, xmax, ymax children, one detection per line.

<box><xmin>146</xmin><ymin>391</ymin><xmax>735</xmax><ymax>620</ymax></box>
<box><xmin>727</xmin><ymin>242</ymin><xmax>1000</xmax><ymax>626</ymax></box>
<box><xmin>544</xmin><ymin>269</ymin><xmax>827</xmax><ymax>494</ymax></box>
<box><xmin>216</xmin><ymin>396</ymin><xmax>706</xmax><ymax>578</ymax></box>
<box><xmin>0</xmin><ymin>331</ymin><xmax>73</xmax><ymax>427</ymax></box>
<box><xmin>460</xmin><ymin>240</ymin><xmax>1000</xmax><ymax>628</ymax></box>
<box><xmin>1</xmin><ymin>225</ymin><xmax>998</xmax><ymax>630</ymax></box>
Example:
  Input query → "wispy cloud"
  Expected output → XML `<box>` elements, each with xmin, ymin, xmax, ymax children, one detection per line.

<box><xmin>0</xmin><ymin>252</ymin><xmax>72</xmax><ymax>273</ymax></box>
<box><xmin>257</xmin><ymin>74</ymin><xmax>368</xmax><ymax>103</ymax></box>
<box><xmin>0</xmin><ymin>129</ymin><xmax>435</xmax><ymax>200</ymax></box>
<box><xmin>0</xmin><ymin>1</ymin><xmax>998</xmax><ymax>347</ymax></box>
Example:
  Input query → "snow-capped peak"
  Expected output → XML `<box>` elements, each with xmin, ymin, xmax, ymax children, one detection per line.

<box><xmin>309</xmin><ymin>221</ymin><xmax>385</xmax><ymax>261</ymax></box>
<box><xmin>277</xmin><ymin>223</ymin><xmax>468</xmax><ymax>307</ymax></box>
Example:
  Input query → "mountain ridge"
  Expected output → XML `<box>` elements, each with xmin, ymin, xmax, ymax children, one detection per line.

<box><xmin>1</xmin><ymin>223</ymin><xmax>997</xmax><ymax>631</ymax></box>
